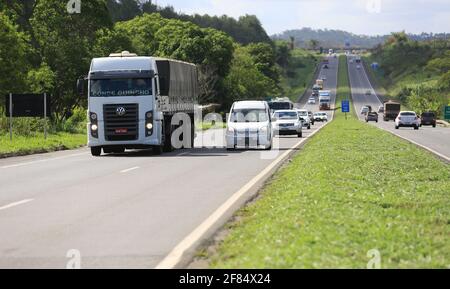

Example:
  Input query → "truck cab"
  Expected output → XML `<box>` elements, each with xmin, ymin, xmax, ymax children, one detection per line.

<box><xmin>80</xmin><ymin>51</ymin><xmax>198</xmax><ymax>156</ymax></box>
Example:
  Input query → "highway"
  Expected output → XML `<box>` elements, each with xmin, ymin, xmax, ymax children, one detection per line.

<box><xmin>347</xmin><ymin>56</ymin><xmax>450</xmax><ymax>161</ymax></box>
<box><xmin>0</xmin><ymin>58</ymin><xmax>337</xmax><ymax>269</ymax></box>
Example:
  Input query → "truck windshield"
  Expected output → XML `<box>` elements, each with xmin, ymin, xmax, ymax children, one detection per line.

<box><xmin>90</xmin><ymin>78</ymin><xmax>152</xmax><ymax>97</ymax></box>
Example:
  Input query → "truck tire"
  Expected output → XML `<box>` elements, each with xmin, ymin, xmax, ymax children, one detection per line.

<box><xmin>163</xmin><ymin>118</ymin><xmax>174</xmax><ymax>153</ymax></box>
<box><xmin>91</xmin><ymin>147</ymin><xmax>102</xmax><ymax>157</ymax></box>
<box><xmin>298</xmin><ymin>132</ymin><xmax>302</xmax><ymax>138</ymax></box>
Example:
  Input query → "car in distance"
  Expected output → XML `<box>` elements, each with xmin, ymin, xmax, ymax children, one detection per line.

<box><xmin>356</xmin><ymin>65</ymin><xmax>361</xmax><ymax>70</ymax></box>
<box><xmin>296</xmin><ymin>109</ymin><xmax>312</xmax><ymax>130</ymax></box>
<box><xmin>226</xmin><ymin>101</ymin><xmax>273</xmax><ymax>150</ymax></box>
<box><xmin>323</xmin><ymin>65</ymin><xmax>329</xmax><ymax>69</ymax></box>
<box><xmin>308</xmin><ymin>97</ymin><xmax>316</xmax><ymax>104</ymax></box>
<box><xmin>365</xmin><ymin>90</ymin><xmax>372</xmax><ymax>95</ymax></box>
<box><xmin>395</xmin><ymin>111</ymin><xmax>421</xmax><ymax>130</ymax></box>
<box><xmin>313</xmin><ymin>112</ymin><xmax>328</xmax><ymax>122</ymax></box>
<box><xmin>366</xmin><ymin>112</ymin><xmax>379</xmax><ymax>123</ymax></box>
<box><xmin>420</xmin><ymin>111</ymin><xmax>437</xmax><ymax>127</ymax></box>
<box><xmin>321</xmin><ymin>75</ymin><xmax>327</xmax><ymax>81</ymax></box>
<box><xmin>378</xmin><ymin>106</ymin><xmax>384</xmax><ymax>114</ymax></box>
<box><xmin>360</xmin><ymin>106</ymin><xmax>370</xmax><ymax>115</ymax></box>
<box><xmin>272</xmin><ymin>110</ymin><xmax>303</xmax><ymax>138</ymax></box>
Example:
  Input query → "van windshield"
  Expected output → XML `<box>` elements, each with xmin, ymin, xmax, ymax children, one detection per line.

<box><xmin>231</xmin><ymin>109</ymin><xmax>268</xmax><ymax>123</ymax></box>
<box><xmin>90</xmin><ymin>78</ymin><xmax>152</xmax><ymax>97</ymax></box>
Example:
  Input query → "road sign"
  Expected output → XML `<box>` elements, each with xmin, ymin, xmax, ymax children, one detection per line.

<box><xmin>5</xmin><ymin>94</ymin><xmax>51</xmax><ymax>117</ymax></box>
<box><xmin>342</xmin><ymin>100</ymin><xmax>350</xmax><ymax>113</ymax></box>
<box><xmin>445</xmin><ymin>106</ymin><xmax>450</xmax><ymax>120</ymax></box>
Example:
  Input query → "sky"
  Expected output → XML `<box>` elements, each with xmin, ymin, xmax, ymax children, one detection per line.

<box><xmin>154</xmin><ymin>0</ymin><xmax>450</xmax><ymax>36</ymax></box>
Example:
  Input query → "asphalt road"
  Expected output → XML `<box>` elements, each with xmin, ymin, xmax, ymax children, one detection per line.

<box><xmin>347</xmin><ymin>55</ymin><xmax>450</xmax><ymax>160</ymax></box>
<box><xmin>0</xmin><ymin>58</ymin><xmax>338</xmax><ymax>269</ymax></box>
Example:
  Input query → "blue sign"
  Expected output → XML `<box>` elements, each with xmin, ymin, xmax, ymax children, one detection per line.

<box><xmin>342</xmin><ymin>100</ymin><xmax>350</xmax><ymax>113</ymax></box>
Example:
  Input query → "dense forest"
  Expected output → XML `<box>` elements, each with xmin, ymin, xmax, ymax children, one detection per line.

<box><xmin>106</xmin><ymin>0</ymin><xmax>271</xmax><ymax>44</ymax></box>
<box><xmin>367</xmin><ymin>32</ymin><xmax>450</xmax><ymax>116</ymax></box>
<box><xmin>0</xmin><ymin>0</ymin><xmax>290</xmax><ymax>123</ymax></box>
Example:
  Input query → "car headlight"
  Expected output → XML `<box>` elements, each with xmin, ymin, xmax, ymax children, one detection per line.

<box><xmin>91</xmin><ymin>124</ymin><xmax>98</xmax><ymax>131</ymax></box>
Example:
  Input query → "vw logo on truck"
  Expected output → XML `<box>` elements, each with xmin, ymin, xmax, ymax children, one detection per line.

<box><xmin>116</xmin><ymin>107</ymin><xmax>126</xmax><ymax>116</ymax></box>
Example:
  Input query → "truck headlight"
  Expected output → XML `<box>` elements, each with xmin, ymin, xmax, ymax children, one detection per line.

<box><xmin>145</xmin><ymin>111</ymin><xmax>154</xmax><ymax>137</ymax></box>
<box><xmin>90</xmin><ymin>112</ymin><xmax>97</xmax><ymax>121</ymax></box>
<box><xmin>91</xmin><ymin>124</ymin><xmax>98</xmax><ymax>131</ymax></box>
<box><xmin>146</xmin><ymin>123</ymin><xmax>153</xmax><ymax>130</ymax></box>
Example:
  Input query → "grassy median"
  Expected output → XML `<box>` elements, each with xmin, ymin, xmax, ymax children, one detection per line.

<box><xmin>208</xmin><ymin>55</ymin><xmax>450</xmax><ymax>268</ymax></box>
<box><xmin>0</xmin><ymin>133</ymin><xmax>86</xmax><ymax>158</ymax></box>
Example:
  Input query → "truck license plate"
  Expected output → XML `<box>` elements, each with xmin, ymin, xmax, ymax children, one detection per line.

<box><xmin>115</xmin><ymin>128</ymin><xmax>128</xmax><ymax>134</ymax></box>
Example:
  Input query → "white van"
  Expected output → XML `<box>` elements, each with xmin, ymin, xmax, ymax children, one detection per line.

<box><xmin>226</xmin><ymin>101</ymin><xmax>273</xmax><ymax>150</ymax></box>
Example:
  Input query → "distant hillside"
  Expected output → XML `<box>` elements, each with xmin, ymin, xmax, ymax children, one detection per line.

<box><xmin>273</xmin><ymin>28</ymin><xmax>388</xmax><ymax>49</ymax></box>
<box><xmin>273</xmin><ymin>28</ymin><xmax>449</xmax><ymax>49</ymax></box>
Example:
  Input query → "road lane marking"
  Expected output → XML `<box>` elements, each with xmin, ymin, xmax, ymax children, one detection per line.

<box><xmin>0</xmin><ymin>199</ymin><xmax>34</xmax><ymax>211</ymax></box>
<box><xmin>1</xmin><ymin>153</ymin><xmax>87</xmax><ymax>169</ymax></box>
<box><xmin>155</xmin><ymin>105</ymin><xmax>334</xmax><ymax>269</ymax></box>
<box><xmin>120</xmin><ymin>166</ymin><xmax>140</xmax><ymax>173</ymax></box>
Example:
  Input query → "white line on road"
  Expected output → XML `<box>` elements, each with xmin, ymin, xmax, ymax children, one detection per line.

<box><xmin>0</xmin><ymin>199</ymin><xmax>34</xmax><ymax>212</ymax></box>
<box><xmin>1</xmin><ymin>153</ymin><xmax>87</xmax><ymax>169</ymax></box>
<box><xmin>120</xmin><ymin>166</ymin><xmax>140</xmax><ymax>173</ymax></box>
<box><xmin>155</xmin><ymin>120</ymin><xmax>331</xmax><ymax>269</ymax></box>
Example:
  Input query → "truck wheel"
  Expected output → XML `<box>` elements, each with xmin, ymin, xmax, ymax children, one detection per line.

<box><xmin>433</xmin><ymin>124</ymin><xmax>436</xmax><ymax>128</ymax></box>
<box><xmin>307</xmin><ymin>125</ymin><xmax>311</xmax><ymax>130</ymax></box>
<box><xmin>395</xmin><ymin>126</ymin><xmax>399</xmax><ymax>130</ymax></box>
<box><xmin>91</xmin><ymin>147</ymin><xmax>102</xmax><ymax>157</ymax></box>
<box><xmin>414</xmin><ymin>126</ymin><xmax>419</xmax><ymax>130</ymax></box>
<box><xmin>298</xmin><ymin>132</ymin><xmax>302</xmax><ymax>138</ymax></box>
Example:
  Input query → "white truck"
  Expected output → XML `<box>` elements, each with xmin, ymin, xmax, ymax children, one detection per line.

<box><xmin>319</xmin><ymin>90</ymin><xmax>331</xmax><ymax>110</ymax></box>
<box><xmin>78</xmin><ymin>51</ymin><xmax>198</xmax><ymax>156</ymax></box>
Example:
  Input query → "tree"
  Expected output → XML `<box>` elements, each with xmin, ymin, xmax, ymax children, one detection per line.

<box><xmin>308</xmin><ymin>39</ymin><xmax>319</xmax><ymax>50</ymax></box>
<box><xmin>0</xmin><ymin>13</ymin><xmax>29</xmax><ymax>97</ymax></box>
<box><xmin>223</xmin><ymin>46</ymin><xmax>276</xmax><ymax>106</ymax></box>
<box><xmin>31</xmin><ymin>0</ymin><xmax>113</xmax><ymax>119</ymax></box>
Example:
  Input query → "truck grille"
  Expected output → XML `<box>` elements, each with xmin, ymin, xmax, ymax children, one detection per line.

<box><xmin>103</xmin><ymin>104</ymin><xmax>139</xmax><ymax>141</ymax></box>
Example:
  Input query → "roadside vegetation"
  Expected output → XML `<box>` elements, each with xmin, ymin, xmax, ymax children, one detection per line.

<box><xmin>364</xmin><ymin>32</ymin><xmax>449</xmax><ymax>117</ymax></box>
<box><xmin>207</xmin><ymin>55</ymin><xmax>450</xmax><ymax>269</ymax></box>
<box><xmin>279</xmin><ymin>46</ymin><xmax>320</xmax><ymax>102</ymax></box>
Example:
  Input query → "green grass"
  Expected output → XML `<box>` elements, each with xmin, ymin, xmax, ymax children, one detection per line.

<box><xmin>208</xmin><ymin>55</ymin><xmax>450</xmax><ymax>269</ymax></box>
<box><xmin>280</xmin><ymin>49</ymin><xmax>320</xmax><ymax>102</ymax></box>
<box><xmin>0</xmin><ymin>132</ymin><xmax>86</xmax><ymax>158</ymax></box>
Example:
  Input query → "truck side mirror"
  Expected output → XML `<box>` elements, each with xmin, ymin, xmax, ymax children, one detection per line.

<box><xmin>77</xmin><ymin>77</ymin><xmax>85</xmax><ymax>96</ymax></box>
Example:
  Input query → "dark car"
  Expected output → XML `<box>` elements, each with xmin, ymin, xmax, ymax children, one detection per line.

<box><xmin>323</xmin><ymin>65</ymin><xmax>329</xmax><ymax>69</ymax></box>
<box><xmin>366</xmin><ymin>112</ymin><xmax>379</xmax><ymax>123</ymax></box>
<box><xmin>421</xmin><ymin>111</ymin><xmax>437</xmax><ymax>127</ymax></box>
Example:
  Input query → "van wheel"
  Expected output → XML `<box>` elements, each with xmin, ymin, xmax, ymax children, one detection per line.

<box><xmin>91</xmin><ymin>147</ymin><xmax>102</xmax><ymax>157</ymax></box>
